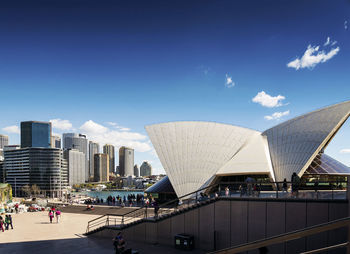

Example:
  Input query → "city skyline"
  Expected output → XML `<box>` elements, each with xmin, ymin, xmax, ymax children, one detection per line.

<box><xmin>1</xmin><ymin>0</ymin><xmax>350</xmax><ymax>174</ymax></box>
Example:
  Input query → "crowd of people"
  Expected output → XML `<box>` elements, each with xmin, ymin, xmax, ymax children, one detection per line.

<box><xmin>0</xmin><ymin>214</ymin><xmax>13</xmax><ymax>232</ymax></box>
<box><xmin>85</xmin><ymin>194</ymin><xmax>154</xmax><ymax>208</ymax></box>
<box><xmin>105</xmin><ymin>194</ymin><xmax>145</xmax><ymax>207</ymax></box>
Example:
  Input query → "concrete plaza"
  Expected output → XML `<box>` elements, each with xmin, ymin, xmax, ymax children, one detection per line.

<box><xmin>0</xmin><ymin>210</ymin><xmax>205</xmax><ymax>254</ymax></box>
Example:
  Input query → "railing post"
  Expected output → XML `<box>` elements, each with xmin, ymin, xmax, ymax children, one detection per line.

<box><xmin>122</xmin><ymin>215</ymin><xmax>124</xmax><ymax>225</ymax></box>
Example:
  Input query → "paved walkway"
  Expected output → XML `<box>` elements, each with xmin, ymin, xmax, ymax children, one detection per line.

<box><xmin>0</xmin><ymin>211</ymin><xmax>205</xmax><ymax>254</ymax></box>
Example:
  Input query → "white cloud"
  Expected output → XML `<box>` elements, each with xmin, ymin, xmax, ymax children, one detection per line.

<box><xmin>324</xmin><ymin>37</ymin><xmax>330</xmax><ymax>46</ymax></box>
<box><xmin>345</xmin><ymin>20</ymin><xmax>348</xmax><ymax>30</ymax></box>
<box><xmin>79</xmin><ymin>120</ymin><xmax>151</xmax><ymax>152</ymax></box>
<box><xmin>80</xmin><ymin>120</ymin><xmax>109</xmax><ymax>134</ymax></box>
<box><xmin>252</xmin><ymin>91</ymin><xmax>286</xmax><ymax>108</ymax></box>
<box><xmin>106</xmin><ymin>122</ymin><xmax>118</xmax><ymax>126</ymax></box>
<box><xmin>264</xmin><ymin>110</ymin><xmax>290</xmax><ymax>120</ymax></box>
<box><xmin>323</xmin><ymin>37</ymin><xmax>337</xmax><ymax>47</ymax></box>
<box><xmin>106</xmin><ymin>122</ymin><xmax>131</xmax><ymax>131</ymax></box>
<box><xmin>225</xmin><ymin>74</ymin><xmax>235</xmax><ymax>88</ymax></box>
<box><xmin>49</xmin><ymin>119</ymin><xmax>73</xmax><ymax>130</ymax></box>
<box><xmin>287</xmin><ymin>44</ymin><xmax>340</xmax><ymax>70</ymax></box>
<box><xmin>2</xmin><ymin>125</ymin><xmax>20</xmax><ymax>134</ymax></box>
<box><xmin>340</xmin><ymin>149</ymin><xmax>350</xmax><ymax>154</ymax></box>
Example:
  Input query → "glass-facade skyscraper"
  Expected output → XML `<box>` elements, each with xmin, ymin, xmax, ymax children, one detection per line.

<box><xmin>119</xmin><ymin>146</ymin><xmax>134</xmax><ymax>177</ymax></box>
<box><xmin>63</xmin><ymin>133</ymin><xmax>88</xmax><ymax>181</ymax></box>
<box><xmin>21</xmin><ymin>121</ymin><xmax>51</xmax><ymax>148</ymax></box>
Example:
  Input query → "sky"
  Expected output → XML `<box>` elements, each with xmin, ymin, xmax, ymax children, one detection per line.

<box><xmin>0</xmin><ymin>0</ymin><xmax>350</xmax><ymax>174</ymax></box>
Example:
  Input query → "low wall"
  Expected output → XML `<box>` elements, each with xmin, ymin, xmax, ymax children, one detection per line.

<box><xmin>92</xmin><ymin>199</ymin><xmax>348</xmax><ymax>253</ymax></box>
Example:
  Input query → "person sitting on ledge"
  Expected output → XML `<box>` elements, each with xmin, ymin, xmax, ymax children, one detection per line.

<box><xmin>113</xmin><ymin>232</ymin><xmax>126</xmax><ymax>254</ymax></box>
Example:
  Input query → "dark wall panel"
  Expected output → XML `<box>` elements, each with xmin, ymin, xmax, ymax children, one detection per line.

<box><xmin>145</xmin><ymin>223</ymin><xmax>157</xmax><ymax>244</ymax></box>
<box><xmin>285</xmin><ymin>202</ymin><xmax>307</xmax><ymax>254</ymax></box>
<box><xmin>122</xmin><ymin>227</ymin><xmax>134</xmax><ymax>242</ymax></box>
<box><xmin>184</xmin><ymin>209</ymin><xmax>199</xmax><ymax>248</ymax></box>
<box><xmin>90</xmin><ymin>199</ymin><xmax>348</xmax><ymax>254</ymax></box>
<box><xmin>230</xmin><ymin>201</ymin><xmax>248</xmax><ymax>246</ymax></box>
<box><xmin>133</xmin><ymin>223</ymin><xmax>146</xmax><ymax>242</ymax></box>
<box><xmin>171</xmin><ymin>213</ymin><xmax>185</xmax><ymax>236</ymax></box>
<box><xmin>266</xmin><ymin>201</ymin><xmax>285</xmax><ymax>254</ymax></box>
<box><xmin>306</xmin><ymin>202</ymin><xmax>329</xmax><ymax>251</ymax></box>
<box><xmin>157</xmin><ymin>219</ymin><xmax>172</xmax><ymax>245</ymax></box>
<box><xmin>199</xmin><ymin>203</ymin><xmax>215</xmax><ymax>251</ymax></box>
<box><xmin>328</xmin><ymin>202</ymin><xmax>348</xmax><ymax>254</ymax></box>
<box><xmin>215</xmin><ymin>201</ymin><xmax>231</xmax><ymax>250</ymax></box>
<box><xmin>248</xmin><ymin>201</ymin><xmax>267</xmax><ymax>242</ymax></box>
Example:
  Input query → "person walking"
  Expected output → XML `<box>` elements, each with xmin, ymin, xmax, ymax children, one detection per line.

<box><xmin>0</xmin><ymin>216</ymin><xmax>4</xmax><ymax>232</ymax></box>
<box><xmin>8</xmin><ymin>214</ymin><xmax>13</xmax><ymax>229</ymax></box>
<box><xmin>225</xmin><ymin>186</ymin><xmax>230</xmax><ymax>197</ymax></box>
<box><xmin>56</xmin><ymin>209</ymin><xmax>61</xmax><ymax>223</ymax></box>
<box><xmin>282</xmin><ymin>178</ymin><xmax>288</xmax><ymax>192</ymax></box>
<box><xmin>152</xmin><ymin>199</ymin><xmax>159</xmax><ymax>218</ymax></box>
<box><xmin>5</xmin><ymin>215</ymin><xmax>10</xmax><ymax>230</ymax></box>
<box><xmin>291</xmin><ymin>172</ymin><xmax>300</xmax><ymax>197</ymax></box>
<box><xmin>48</xmin><ymin>210</ymin><xmax>54</xmax><ymax>223</ymax></box>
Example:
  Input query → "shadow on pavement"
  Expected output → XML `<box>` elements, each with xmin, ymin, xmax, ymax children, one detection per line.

<box><xmin>0</xmin><ymin>236</ymin><xmax>206</xmax><ymax>254</ymax></box>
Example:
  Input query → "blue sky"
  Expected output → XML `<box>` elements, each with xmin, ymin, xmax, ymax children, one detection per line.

<box><xmin>1</xmin><ymin>0</ymin><xmax>350</xmax><ymax>173</ymax></box>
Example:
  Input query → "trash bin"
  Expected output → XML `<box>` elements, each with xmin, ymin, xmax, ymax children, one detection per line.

<box><xmin>174</xmin><ymin>234</ymin><xmax>194</xmax><ymax>250</ymax></box>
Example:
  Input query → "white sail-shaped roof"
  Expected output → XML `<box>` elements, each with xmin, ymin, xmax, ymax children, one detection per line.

<box><xmin>263</xmin><ymin>101</ymin><xmax>350</xmax><ymax>181</ymax></box>
<box><xmin>145</xmin><ymin>121</ymin><xmax>258</xmax><ymax>197</ymax></box>
<box><xmin>216</xmin><ymin>133</ymin><xmax>273</xmax><ymax>178</ymax></box>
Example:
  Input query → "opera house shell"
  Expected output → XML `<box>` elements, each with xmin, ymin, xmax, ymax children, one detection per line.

<box><xmin>145</xmin><ymin>101</ymin><xmax>350</xmax><ymax>198</ymax></box>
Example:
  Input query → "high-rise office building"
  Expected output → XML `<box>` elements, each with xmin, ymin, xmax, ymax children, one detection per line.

<box><xmin>140</xmin><ymin>161</ymin><xmax>152</xmax><ymax>177</ymax></box>
<box><xmin>0</xmin><ymin>134</ymin><xmax>9</xmax><ymax>149</ymax></box>
<box><xmin>21</xmin><ymin>121</ymin><xmax>52</xmax><ymax>148</ymax></box>
<box><xmin>4</xmin><ymin>147</ymin><xmax>68</xmax><ymax>197</ymax></box>
<box><xmin>134</xmin><ymin>164</ymin><xmax>139</xmax><ymax>177</ymax></box>
<box><xmin>119</xmin><ymin>146</ymin><xmax>134</xmax><ymax>176</ymax></box>
<box><xmin>62</xmin><ymin>133</ymin><xmax>88</xmax><ymax>181</ymax></box>
<box><xmin>94</xmin><ymin>153</ymin><xmax>109</xmax><ymax>182</ymax></box>
<box><xmin>63</xmin><ymin>149</ymin><xmax>86</xmax><ymax>186</ymax></box>
<box><xmin>103</xmin><ymin>144</ymin><xmax>115</xmax><ymax>173</ymax></box>
<box><xmin>89</xmin><ymin>141</ymin><xmax>100</xmax><ymax>181</ymax></box>
<box><xmin>51</xmin><ymin>135</ymin><xmax>61</xmax><ymax>148</ymax></box>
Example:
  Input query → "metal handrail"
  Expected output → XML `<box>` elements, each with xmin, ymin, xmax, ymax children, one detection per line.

<box><xmin>208</xmin><ymin>216</ymin><xmax>350</xmax><ymax>254</ymax></box>
<box><xmin>86</xmin><ymin>213</ymin><xmax>125</xmax><ymax>233</ymax></box>
<box><xmin>300</xmin><ymin>242</ymin><xmax>348</xmax><ymax>254</ymax></box>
